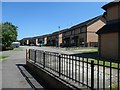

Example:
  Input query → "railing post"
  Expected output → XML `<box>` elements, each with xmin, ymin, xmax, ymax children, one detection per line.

<box><xmin>59</xmin><ymin>54</ymin><xmax>61</xmax><ymax>77</ymax></box>
<box><xmin>43</xmin><ymin>52</ymin><xmax>45</xmax><ymax>68</ymax></box>
<box><xmin>26</xmin><ymin>49</ymin><xmax>27</xmax><ymax>61</ymax></box>
<box><xmin>29</xmin><ymin>49</ymin><xmax>30</xmax><ymax>60</ymax></box>
<box><xmin>91</xmin><ymin>61</ymin><xmax>94</xmax><ymax>90</ymax></box>
<box><xmin>34</xmin><ymin>50</ymin><xmax>36</xmax><ymax>63</ymax></box>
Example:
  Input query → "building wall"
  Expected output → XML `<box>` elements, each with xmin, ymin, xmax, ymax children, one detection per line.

<box><xmin>44</xmin><ymin>37</ymin><xmax>47</xmax><ymax>44</ymax></box>
<box><xmin>63</xmin><ymin>31</ymin><xmax>71</xmax><ymax>37</ymax></box>
<box><xmin>47</xmin><ymin>36</ymin><xmax>52</xmax><ymax>45</ymax></box>
<box><xmin>78</xmin><ymin>33</ymin><xmax>87</xmax><ymax>47</ymax></box>
<box><xmin>59</xmin><ymin>33</ymin><xmax>62</xmax><ymax>46</ymax></box>
<box><xmin>118</xmin><ymin>32</ymin><xmax>120</xmax><ymax>58</ymax></box>
<box><xmin>62</xmin><ymin>17</ymin><xmax>106</xmax><ymax>47</ymax></box>
<box><xmin>75</xmin><ymin>28</ymin><xmax>80</xmax><ymax>34</ymax></box>
<box><xmin>27</xmin><ymin>40</ymin><xmax>29</xmax><ymax>45</ymax></box>
<box><xmin>87</xmin><ymin>18</ymin><xmax>106</xmax><ymax>47</ymax></box>
<box><xmin>62</xmin><ymin>31</ymin><xmax>71</xmax><ymax>46</ymax></box>
<box><xmin>100</xmin><ymin>32</ymin><xmax>119</xmax><ymax>58</ymax></box>
<box><xmin>36</xmin><ymin>38</ymin><xmax>38</xmax><ymax>45</ymax></box>
<box><xmin>107</xmin><ymin>5</ymin><xmax>120</xmax><ymax>21</ymax></box>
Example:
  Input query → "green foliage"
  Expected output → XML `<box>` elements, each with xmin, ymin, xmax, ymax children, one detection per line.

<box><xmin>0</xmin><ymin>56</ymin><xmax>8</xmax><ymax>59</ymax></box>
<box><xmin>0</xmin><ymin>22</ymin><xmax>18</xmax><ymax>50</ymax></box>
<box><xmin>0</xmin><ymin>56</ymin><xmax>9</xmax><ymax>62</ymax></box>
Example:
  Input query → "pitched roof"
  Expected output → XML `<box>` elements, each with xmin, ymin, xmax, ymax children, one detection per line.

<box><xmin>32</xmin><ymin>34</ymin><xmax>50</xmax><ymax>38</ymax></box>
<box><xmin>96</xmin><ymin>21</ymin><xmax>120</xmax><ymax>34</ymax></box>
<box><xmin>102</xmin><ymin>2</ymin><xmax>120</xmax><ymax>10</ymax></box>
<box><xmin>69</xmin><ymin>15</ymin><xmax>103</xmax><ymax>30</ymax></box>
<box><xmin>52</xmin><ymin>28</ymin><xmax>69</xmax><ymax>34</ymax></box>
<box><xmin>21</xmin><ymin>37</ymin><xmax>32</xmax><ymax>40</ymax></box>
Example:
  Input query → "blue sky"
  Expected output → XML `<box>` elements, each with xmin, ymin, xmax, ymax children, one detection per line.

<box><xmin>2</xmin><ymin>2</ymin><xmax>108</xmax><ymax>40</ymax></box>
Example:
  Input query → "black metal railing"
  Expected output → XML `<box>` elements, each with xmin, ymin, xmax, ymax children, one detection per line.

<box><xmin>27</xmin><ymin>49</ymin><xmax>120</xmax><ymax>90</ymax></box>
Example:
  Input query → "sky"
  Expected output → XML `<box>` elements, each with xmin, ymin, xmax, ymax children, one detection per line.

<box><xmin>2</xmin><ymin>2</ymin><xmax>108</xmax><ymax>40</ymax></box>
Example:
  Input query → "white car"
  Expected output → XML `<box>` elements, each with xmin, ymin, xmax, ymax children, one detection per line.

<box><xmin>36</xmin><ymin>44</ymin><xmax>40</xmax><ymax>46</ymax></box>
<box><xmin>11</xmin><ymin>42</ymin><xmax>20</xmax><ymax>47</ymax></box>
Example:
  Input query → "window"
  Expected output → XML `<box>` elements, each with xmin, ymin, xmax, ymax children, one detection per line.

<box><xmin>71</xmin><ymin>39</ymin><xmax>74</xmax><ymax>44</ymax></box>
<box><xmin>71</xmin><ymin>30</ymin><xmax>75</xmax><ymax>35</ymax></box>
<box><xmin>80</xmin><ymin>27</ymin><xmax>86</xmax><ymax>33</ymax></box>
<box><xmin>79</xmin><ymin>38</ymin><xmax>84</xmax><ymax>44</ymax></box>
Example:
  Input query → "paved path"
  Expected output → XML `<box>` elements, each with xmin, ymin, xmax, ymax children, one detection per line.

<box><xmin>2</xmin><ymin>47</ymin><xmax>31</xmax><ymax>88</ymax></box>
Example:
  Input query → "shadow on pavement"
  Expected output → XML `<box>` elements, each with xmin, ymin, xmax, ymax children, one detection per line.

<box><xmin>16</xmin><ymin>64</ymin><xmax>51</xmax><ymax>90</ymax></box>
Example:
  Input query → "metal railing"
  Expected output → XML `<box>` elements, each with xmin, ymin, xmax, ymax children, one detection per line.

<box><xmin>26</xmin><ymin>49</ymin><xmax>120</xmax><ymax>90</ymax></box>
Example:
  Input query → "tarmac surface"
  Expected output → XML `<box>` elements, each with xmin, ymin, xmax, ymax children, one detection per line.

<box><xmin>2</xmin><ymin>46</ymin><xmax>44</xmax><ymax>89</ymax></box>
<box><xmin>2</xmin><ymin>47</ymin><xmax>31</xmax><ymax>88</ymax></box>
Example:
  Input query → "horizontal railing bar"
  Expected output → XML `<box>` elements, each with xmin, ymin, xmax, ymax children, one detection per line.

<box><xmin>28</xmin><ymin>49</ymin><xmax>120</xmax><ymax>89</ymax></box>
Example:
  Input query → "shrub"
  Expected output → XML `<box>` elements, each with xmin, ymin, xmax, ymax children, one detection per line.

<box><xmin>2</xmin><ymin>45</ymin><xmax>16</xmax><ymax>51</ymax></box>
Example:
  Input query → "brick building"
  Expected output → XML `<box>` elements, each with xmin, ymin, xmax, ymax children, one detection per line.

<box><xmin>96</xmin><ymin>2</ymin><xmax>120</xmax><ymax>59</ymax></box>
<box><xmin>62</xmin><ymin>15</ymin><xmax>106</xmax><ymax>47</ymax></box>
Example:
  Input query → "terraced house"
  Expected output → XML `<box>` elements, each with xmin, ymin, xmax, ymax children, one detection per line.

<box><xmin>62</xmin><ymin>15</ymin><xmax>106</xmax><ymax>47</ymax></box>
<box><xmin>97</xmin><ymin>2</ymin><xmax>120</xmax><ymax>59</ymax></box>
<box><xmin>33</xmin><ymin>35</ymin><xmax>48</xmax><ymax>45</ymax></box>
<box><xmin>20</xmin><ymin>37</ymin><xmax>32</xmax><ymax>45</ymax></box>
<box><xmin>46</xmin><ymin>29</ymin><xmax>68</xmax><ymax>47</ymax></box>
<box><xmin>47</xmin><ymin>32</ymin><xmax>59</xmax><ymax>46</ymax></box>
<box><xmin>20</xmin><ymin>15</ymin><xmax>106</xmax><ymax>47</ymax></box>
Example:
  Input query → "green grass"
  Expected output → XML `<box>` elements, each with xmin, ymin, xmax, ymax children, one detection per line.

<box><xmin>80</xmin><ymin>49</ymin><xmax>98</xmax><ymax>53</ymax></box>
<box><xmin>0</xmin><ymin>56</ymin><xmax>9</xmax><ymax>61</ymax></box>
<box><xmin>13</xmin><ymin>47</ymin><xmax>23</xmax><ymax>51</ymax></box>
<box><xmin>84</xmin><ymin>59</ymin><xmax>120</xmax><ymax>69</ymax></box>
<box><xmin>112</xmin><ymin>82</ymin><xmax>120</xmax><ymax>89</ymax></box>
<box><xmin>77</xmin><ymin>48</ymin><xmax>120</xmax><ymax>68</ymax></box>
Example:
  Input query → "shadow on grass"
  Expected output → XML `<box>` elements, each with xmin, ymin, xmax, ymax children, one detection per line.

<box><xmin>70</xmin><ymin>52</ymin><xmax>99</xmax><ymax>60</ymax></box>
<box><xmin>70</xmin><ymin>52</ymin><xmax>120</xmax><ymax>63</ymax></box>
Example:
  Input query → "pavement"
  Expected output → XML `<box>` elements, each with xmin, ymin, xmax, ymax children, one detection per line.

<box><xmin>1</xmin><ymin>46</ymin><xmax>43</xmax><ymax>89</ymax></box>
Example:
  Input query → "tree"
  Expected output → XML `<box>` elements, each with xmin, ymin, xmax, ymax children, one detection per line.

<box><xmin>0</xmin><ymin>22</ymin><xmax>18</xmax><ymax>50</ymax></box>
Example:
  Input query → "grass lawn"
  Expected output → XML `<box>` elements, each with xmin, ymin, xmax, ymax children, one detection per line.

<box><xmin>80</xmin><ymin>48</ymin><xmax>98</xmax><ymax>53</ymax></box>
<box><xmin>77</xmin><ymin>48</ymin><xmax>120</xmax><ymax>69</ymax></box>
<box><xmin>112</xmin><ymin>82</ymin><xmax>120</xmax><ymax>89</ymax></box>
<box><xmin>0</xmin><ymin>56</ymin><xmax>9</xmax><ymax>61</ymax></box>
<box><xmin>84</xmin><ymin>59</ymin><xmax>120</xmax><ymax>69</ymax></box>
<box><xmin>13</xmin><ymin>47</ymin><xmax>23</xmax><ymax>51</ymax></box>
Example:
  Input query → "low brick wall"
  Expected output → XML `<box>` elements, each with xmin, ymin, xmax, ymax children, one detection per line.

<box><xmin>26</xmin><ymin>61</ymin><xmax>77</xmax><ymax>89</ymax></box>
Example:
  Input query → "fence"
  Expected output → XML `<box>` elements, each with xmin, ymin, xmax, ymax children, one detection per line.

<box><xmin>26</xmin><ymin>49</ymin><xmax>120</xmax><ymax>90</ymax></box>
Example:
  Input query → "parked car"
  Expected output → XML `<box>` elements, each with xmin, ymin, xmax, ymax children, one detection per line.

<box><xmin>11</xmin><ymin>42</ymin><xmax>20</xmax><ymax>48</ymax></box>
<box><xmin>36</xmin><ymin>44</ymin><xmax>40</xmax><ymax>46</ymax></box>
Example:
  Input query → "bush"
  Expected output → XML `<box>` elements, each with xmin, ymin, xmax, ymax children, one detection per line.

<box><xmin>2</xmin><ymin>45</ymin><xmax>16</xmax><ymax>51</ymax></box>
